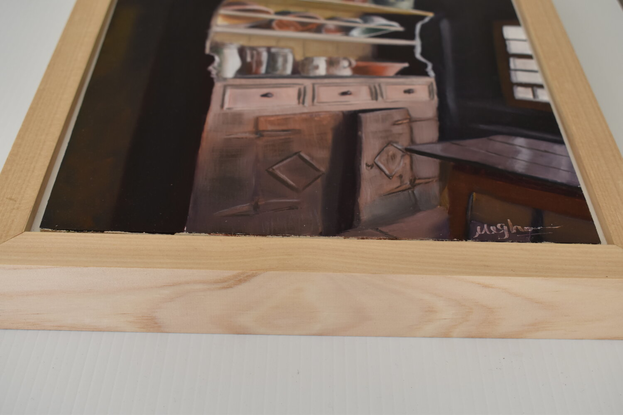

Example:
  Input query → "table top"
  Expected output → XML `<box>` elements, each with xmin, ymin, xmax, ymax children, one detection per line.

<box><xmin>407</xmin><ymin>135</ymin><xmax>581</xmax><ymax>188</ymax></box>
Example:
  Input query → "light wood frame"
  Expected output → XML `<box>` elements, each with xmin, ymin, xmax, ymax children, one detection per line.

<box><xmin>1</xmin><ymin>0</ymin><xmax>622</xmax><ymax>339</ymax></box>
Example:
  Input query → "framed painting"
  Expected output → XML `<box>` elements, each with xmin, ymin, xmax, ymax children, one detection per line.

<box><xmin>0</xmin><ymin>0</ymin><xmax>622</xmax><ymax>339</ymax></box>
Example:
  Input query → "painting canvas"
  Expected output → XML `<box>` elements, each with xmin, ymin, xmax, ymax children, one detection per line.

<box><xmin>40</xmin><ymin>0</ymin><xmax>600</xmax><ymax>244</ymax></box>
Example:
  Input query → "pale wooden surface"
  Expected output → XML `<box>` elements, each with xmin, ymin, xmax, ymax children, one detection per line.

<box><xmin>0</xmin><ymin>0</ymin><xmax>114</xmax><ymax>244</ymax></box>
<box><xmin>516</xmin><ymin>0</ymin><xmax>623</xmax><ymax>246</ymax></box>
<box><xmin>1</xmin><ymin>232</ymin><xmax>622</xmax><ymax>279</ymax></box>
<box><xmin>1</xmin><ymin>265</ymin><xmax>622</xmax><ymax>339</ymax></box>
<box><xmin>0</xmin><ymin>0</ymin><xmax>621</xmax><ymax>339</ymax></box>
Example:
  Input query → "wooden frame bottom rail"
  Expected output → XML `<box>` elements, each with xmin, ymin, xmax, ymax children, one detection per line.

<box><xmin>1</xmin><ymin>0</ymin><xmax>623</xmax><ymax>339</ymax></box>
<box><xmin>2</xmin><ymin>265</ymin><xmax>622</xmax><ymax>339</ymax></box>
<box><xmin>1</xmin><ymin>232</ymin><xmax>623</xmax><ymax>278</ymax></box>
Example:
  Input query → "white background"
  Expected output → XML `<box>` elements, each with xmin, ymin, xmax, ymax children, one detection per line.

<box><xmin>0</xmin><ymin>0</ymin><xmax>622</xmax><ymax>414</ymax></box>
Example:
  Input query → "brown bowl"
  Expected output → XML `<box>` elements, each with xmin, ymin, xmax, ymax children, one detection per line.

<box><xmin>352</xmin><ymin>61</ymin><xmax>409</xmax><ymax>76</ymax></box>
<box><xmin>271</xmin><ymin>12</ymin><xmax>323</xmax><ymax>32</ymax></box>
<box><xmin>217</xmin><ymin>1</ymin><xmax>274</xmax><ymax>26</ymax></box>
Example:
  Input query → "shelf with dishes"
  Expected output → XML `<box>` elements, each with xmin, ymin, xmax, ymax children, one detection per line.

<box><xmin>218</xmin><ymin>11</ymin><xmax>406</xmax><ymax>33</ymax></box>
<box><xmin>212</xmin><ymin>27</ymin><xmax>416</xmax><ymax>45</ymax></box>
<box><xmin>210</xmin><ymin>43</ymin><xmax>410</xmax><ymax>78</ymax></box>
<box><xmin>215</xmin><ymin>1</ymin><xmax>432</xmax><ymax>42</ymax></box>
<box><xmin>208</xmin><ymin>1</ymin><xmax>433</xmax><ymax>79</ymax></box>
<box><xmin>268</xmin><ymin>0</ymin><xmax>433</xmax><ymax>17</ymax></box>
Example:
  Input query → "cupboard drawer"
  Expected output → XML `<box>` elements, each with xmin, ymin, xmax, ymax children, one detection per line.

<box><xmin>382</xmin><ymin>83</ymin><xmax>434</xmax><ymax>102</ymax></box>
<box><xmin>223</xmin><ymin>85</ymin><xmax>303</xmax><ymax>110</ymax></box>
<box><xmin>314</xmin><ymin>84</ymin><xmax>375</xmax><ymax>104</ymax></box>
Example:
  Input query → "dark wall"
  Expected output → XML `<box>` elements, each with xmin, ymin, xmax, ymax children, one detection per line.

<box><xmin>111</xmin><ymin>2</ymin><xmax>217</xmax><ymax>233</ymax></box>
<box><xmin>414</xmin><ymin>0</ymin><xmax>563</xmax><ymax>142</ymax></box>
<box><xmin>42</xmin><ymin>0</ymin><xmax>218</xmax><ymax>233</ymax></box>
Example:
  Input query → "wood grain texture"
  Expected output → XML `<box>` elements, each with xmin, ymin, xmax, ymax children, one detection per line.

<box><xmin>1</xmin><ymin>232</ymin><xmax>623</xmax><ymax>280</ymax></box>
<box><xmin>0</xmin><ymin>0</ymin><xmax>115</xmax><ymax>244</ymax></box>
<box><xmin>0</xmin><ymin>0</ymin><xmax>621</xmax><ymax>339</ymax></box>
<box><xmin>514</xmin><ymin>0</ymin><xmax>623</xmax><ymax>245</ymax></box>
<box><xmin>1</xmin><ymin>265</ymin><xmax>622</xmax><ymax>339</ymax></box>
<box><xmin>187</xmin><ymin>76</ymin><xmax>437</xmax><ymax>236</ymax></box>
<box><xmin>409</xmin><ymin>136</ymin><xmax>580</xmax><ymax>187</ymax></box>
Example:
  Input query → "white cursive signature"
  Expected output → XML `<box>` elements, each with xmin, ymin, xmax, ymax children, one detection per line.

<box><xmin>473</xmin><ymin>219</ymin><xmax>561</xmax><ymax>240</ymax></box>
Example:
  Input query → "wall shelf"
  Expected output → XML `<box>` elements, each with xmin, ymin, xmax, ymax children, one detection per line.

<box><xmin>298</xmin><ymin>0</ymin><xmax>434</xmax><ymax>17</ymax></box>
<box><xmin>218</xmin><ymin>11</ymin><xmax>406</xmax><ymax>32</ymax></box>
<box><xmin>212</xmin><ymin>26</ymin><xmax>417</xmax><ymax>46</ymax></box>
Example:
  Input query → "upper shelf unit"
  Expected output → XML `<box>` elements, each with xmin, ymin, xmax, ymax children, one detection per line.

<box><xmin>214</xmin><ymin>0</ymin><xmax>434</xmax><ymax>46</ymax></box>
<box><xmin>219</xmin><ymin>11</ymin><xmax>406</xmax><ymax>32</ymax></box>
<box><xmin>208</xmin><ymin>0</ymin><xmax>435</xmax><ymax>78</ymax></box>
<box><xmin>213</xmin><ymin>26</ymin><xmax>417</xmax><ymax>46</ymax></box>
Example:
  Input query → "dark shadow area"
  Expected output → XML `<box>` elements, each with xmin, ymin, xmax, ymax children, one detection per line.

<box><xmin>42</xmin><ymin>0</ymin><xmax>218</xmax><ymax>233</ymax></box>
<box><xmin>413</xmin><ymin>0</ymin><xmax>562</xmax><ymax>143</ymax></box>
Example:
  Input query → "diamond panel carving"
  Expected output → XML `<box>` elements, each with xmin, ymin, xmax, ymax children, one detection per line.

<box><xmin>374</xmin><ymin>143</ymin><xmax>405</xmax><ymax>179</ymax></box>
<box><xmin>267</xmin><ymin>152</ymin><xmax>324</xmax><ymax>192</ymax></box>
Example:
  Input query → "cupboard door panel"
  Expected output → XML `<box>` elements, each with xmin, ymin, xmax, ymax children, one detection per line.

<box><xmin>256</xmin><ymin>111</ymin><xmax>344</xmax><ymax>236</ymax></box>
<box><xmin>357</xmin><ymin>109</ymin><xmax>416</xmax><ymax>225</ymax></box>
<box><xmin>186</xmin><ymin>130</ymin><xmax>258</xmax><ymax>234</ymax></box>
<box><xmin>410</xmin><ymin>118</ymin><xmax>440</xmax><ymax>180</ymax></box>
<box><xmin>411</xmin><ymin>119</ymin><xmax>439</xmax><ymax>144</ymax></box>
<box><xmin>187</xmin><ymin>111</ymin><xmax>346</xmax><ymax>236</ymax></box>
<box><xmin>412</xmin><ymin>155</ymin><xmax>440</xmax><ymax>179</ymax></box>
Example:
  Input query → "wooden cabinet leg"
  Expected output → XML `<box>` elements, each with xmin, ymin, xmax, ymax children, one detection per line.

<box><xmin>447</xmin><ymin>167</ymin><xmax>473</xmax><ymax>240</ymax></box>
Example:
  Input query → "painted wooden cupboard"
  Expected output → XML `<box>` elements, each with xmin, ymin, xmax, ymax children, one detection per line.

<box><xmin>186</xmin><ymin>76</ymin><xmax>440</xmax><ymax>235</ymax></box>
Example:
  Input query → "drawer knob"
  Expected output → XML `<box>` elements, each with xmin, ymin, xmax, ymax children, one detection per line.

<box><xmin>260</xmin><ymin>92</ymin><xmax>274</xmax><ymax>98</ymax></box>
<box><xmin>404</xmin><ymin>88</ymin><xmax>416</xmax><ymax>94</ymax></box>
<box><xmin>339</xmin><ymin>90</ymin><xmax>353</xmax><ymax>96</ymax></box>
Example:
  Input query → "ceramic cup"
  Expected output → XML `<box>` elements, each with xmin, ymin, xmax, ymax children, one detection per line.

<box><xmin>240</xmin><ymin>46</ymin><xmax>268</xmax><ymax>75</ymax></box>
<box><xmin>266</xmin><ymin>48</ymin><xmax>294</xmax><ymax>75</ymax></box>
<box><xmin>210</xmin><ymin>42</ymin><xmax>242</xmax><ymax>79</ymax></box>
<box><xmin>298</xmin><ymin>57</ymin><xmax>328</xmax><ymax>76</ymax></box>
<box><xmin>327</xmin><ymin>57</ymin><xmax>356</xmax><ymax>76</ymax></box>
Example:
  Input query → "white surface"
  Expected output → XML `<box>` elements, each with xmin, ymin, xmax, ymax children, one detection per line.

<box><xmin>0</xmin><ymin>0</ymin><xmax>76</xmax><ymax>171</ymax></box>
<box><xmin>1</xmin><ymin>332</ymin><xmax>623</xmax><ymax>415</ymax></box>
<box><xmin>0</xmin><ymin>0</ymin><xmax>623</xmax><ymax>414</ymax></box>
<box><xmin>553</xmin><ymin>0</ymin><xmax>623</xmax><ymax>152</ymax></box>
